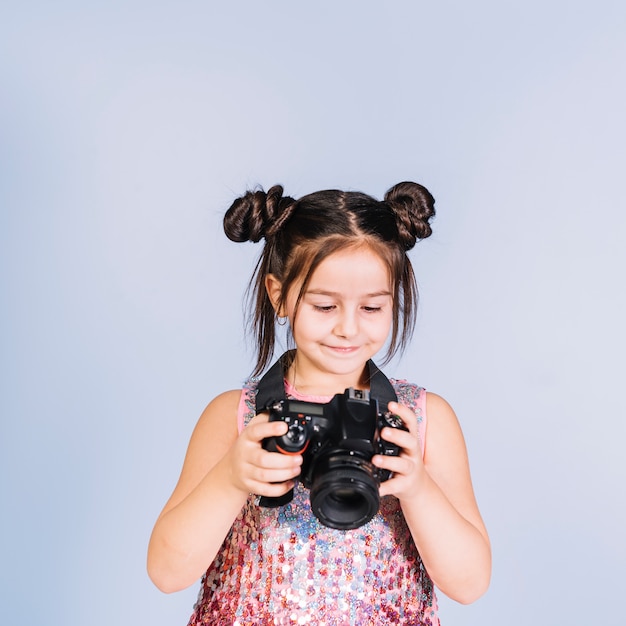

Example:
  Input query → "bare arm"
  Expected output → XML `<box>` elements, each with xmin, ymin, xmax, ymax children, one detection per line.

<box><xmin>375</xmin><ymin>393</ymin><xmax>491</xmax><ymax>604</ymax></box>
<box><xmin>147</xmin><ymin>390</ymin><xmax>302</xmax><ymax>593</ymax></box>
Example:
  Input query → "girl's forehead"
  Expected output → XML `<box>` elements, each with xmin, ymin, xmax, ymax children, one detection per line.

<box><xmin>306</xmin><ymin>247</ymin><xmax>392</xmax><ymax>290</ymax></box>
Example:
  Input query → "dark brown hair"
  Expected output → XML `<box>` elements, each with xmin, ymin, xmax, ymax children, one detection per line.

<box><xmin>223</xmin><ymin>182</ymin><xmax>435</xmax><ymax>375</ymax></box>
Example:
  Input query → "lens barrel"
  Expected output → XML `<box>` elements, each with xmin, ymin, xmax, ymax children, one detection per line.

<box><xmin>309</xmin><ymin>452</ymin><xmax>380</xmax><ymax>530</ymax></box>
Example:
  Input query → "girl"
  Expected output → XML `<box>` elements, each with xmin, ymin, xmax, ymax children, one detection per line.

<box><xmin>147</xmin><ymin>182</ymin><xmax>491</xmax><ymax>625</ymax></box>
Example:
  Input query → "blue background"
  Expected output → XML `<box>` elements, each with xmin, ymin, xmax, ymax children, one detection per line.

<box><xmin>1</xmin><ymin>2</ymin><xmax>625</xmax><ymax>624</ymax></box>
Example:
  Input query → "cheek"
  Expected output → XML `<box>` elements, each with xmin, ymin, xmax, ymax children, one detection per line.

<box><xmin>371</xmin><ymin>313</ymin><xmax>394</xmax><ymax>339</ymax></box>
<box><xmin>383</xmin><ymin>312</ymin><xmax>395</xmax><ymax>336</ymax></box>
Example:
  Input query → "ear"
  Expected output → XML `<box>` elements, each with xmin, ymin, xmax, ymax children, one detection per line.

<box><xmin>265</xmin><ymin>274</ymin><xmax>285</xmax><ymax>316</ymax></box>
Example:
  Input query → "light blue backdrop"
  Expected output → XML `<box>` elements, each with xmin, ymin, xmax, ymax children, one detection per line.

<box><xmin>1</xmin><ymin>2</ymin><xmax>625</xmax><ymax>624</ymax></box>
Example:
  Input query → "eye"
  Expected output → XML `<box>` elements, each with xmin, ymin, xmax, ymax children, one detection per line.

<box><xmin>362</xmin><ymin>306</ymin><xmax>383</xmax><ymax>313</ymax></box>
<box><xmin>313</xmin><ymin>304</ymin><xmax>336</xmax><ymax>312</ymax></box>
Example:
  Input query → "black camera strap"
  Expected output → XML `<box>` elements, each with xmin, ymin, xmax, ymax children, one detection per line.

<box><xmin>255</xmin><ymin>350</ymin><xmax>398</xmax><ymax>413</ymax></box>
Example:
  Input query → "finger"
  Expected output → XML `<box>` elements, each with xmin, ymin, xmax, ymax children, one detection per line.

<box><xmin>372</xmin><ymin>451</ymin><xmax>393</xmax><ymax>471</ymax></box>
<box><xmin>255</xmin><ymin>479</ymin><xmax>297</xmax><ymax>498</ymax></box>
<box><xmin>378</xmin><ymin>478</ymin><xmax>397</xmax><ymax>498</ymax></box>
<box><xmin>246</xmin><ymin>415</ymin><xmax>289</xmax><ymax>442</ymax></box>
<box><xmin>373</xmin><ymin>453</ymin><xmax>406</xmax><ymax>474</ymax></box>
<box><xmin>252</xmin><ymin>463</ymin><xmax>301</xmax><ymax>485</ymax></box>
<box><xmin>378</xmin><ymin>424</ymin><xmax>415</xmax><ymax>448</ymax></box>
<box><xmin>375</xmin><ymin>461</ymin><xmax>403</xmax><ymax>498</ymax></box>
<box><xmin>256</xmin><ymin>449</ymin><xmax>303</xmax><ymax>471</ymax></box>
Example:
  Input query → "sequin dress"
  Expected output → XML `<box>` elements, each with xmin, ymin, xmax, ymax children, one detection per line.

<box><xmin>188</xmin><ymin>378</ymin><xmax>439</xmax><ymax>626</ymax></box>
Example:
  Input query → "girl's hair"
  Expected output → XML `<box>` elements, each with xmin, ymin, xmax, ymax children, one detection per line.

<box><xmin>223</xmin><ymin>182</ymin><xmax>435</xmax><ymax>375</ymax></box>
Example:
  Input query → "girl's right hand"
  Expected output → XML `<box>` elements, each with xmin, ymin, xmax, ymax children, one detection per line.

<box><xmin>225</xmin><ymin>413</ymin><xmax>303</xmax><ymax>498</ymax></box>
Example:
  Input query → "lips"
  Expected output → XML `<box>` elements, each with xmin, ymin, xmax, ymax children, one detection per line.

<box><xmin>325</xmin><ymin>345</ymin><xmax>359</xmax><ymax>354</ymax></box>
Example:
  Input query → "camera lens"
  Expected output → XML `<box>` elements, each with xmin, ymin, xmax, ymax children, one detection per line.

<box><xmin>309</xmin><ymin>453</ymin><xmax>380</xmax><ymax>530</ymax></box>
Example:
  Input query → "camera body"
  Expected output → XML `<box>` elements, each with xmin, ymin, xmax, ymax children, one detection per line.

<box><xmin>261</xmin><ymin>387</ymin><xmax>407</xmax><ymax>530</ymax></box>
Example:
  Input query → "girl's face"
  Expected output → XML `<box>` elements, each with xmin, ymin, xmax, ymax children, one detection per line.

<box><xmin>267</xmin><ymin>246</ymin><xmax>394</xmax><ymax>391</ymax></box>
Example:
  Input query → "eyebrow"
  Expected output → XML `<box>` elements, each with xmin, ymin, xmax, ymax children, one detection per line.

<box><xmin>305</xmin><ymin>289</ymin><xmax>392</xmax><ymax>298</ymax></box>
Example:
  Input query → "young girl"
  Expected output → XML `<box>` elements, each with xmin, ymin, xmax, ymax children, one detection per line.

<box><xmin>147</xmin><ymin>182</ymin><xmax>491</xmax><ymax>625</ymax></box>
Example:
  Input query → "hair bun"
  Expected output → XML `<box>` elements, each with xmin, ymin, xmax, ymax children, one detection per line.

<box><xmin>384</xmin><ymin>181</ymin><xmax>436</xmax><ymax>250</ymax></box>
<box><xmin>223</xmin><ymin>185</ymin><xmax>296</xmax><ymax>243</ymax></box>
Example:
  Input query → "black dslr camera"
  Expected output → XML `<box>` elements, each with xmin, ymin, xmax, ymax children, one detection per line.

<box><xmin>261</xmin><ymin>387</ymin><xmax>407</xmax><ymax>530</ymax></box>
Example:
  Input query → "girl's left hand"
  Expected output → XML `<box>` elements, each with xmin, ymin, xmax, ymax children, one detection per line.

<box><xmin>373</xmin><ymin>401</ymin><xmax>427</xmax><ymax>501</ymax></box>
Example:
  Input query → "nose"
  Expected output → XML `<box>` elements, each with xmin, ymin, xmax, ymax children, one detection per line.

<box><xmin>333</xmin><ymin>308</ymin><xmax>358</xmax><ymax>338</ymax></box>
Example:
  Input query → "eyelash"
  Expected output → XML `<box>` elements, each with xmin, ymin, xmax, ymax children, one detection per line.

<box><xmin>313</xmin><ymin>305</ymin><xmax>382</xmax><ymax>313</ymax></box>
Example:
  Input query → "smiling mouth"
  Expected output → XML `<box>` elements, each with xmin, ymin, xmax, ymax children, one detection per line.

<box><xmin>326</xmin><ymin>345</ymin><xmax>359</xmax><ymax>353</ymax></box>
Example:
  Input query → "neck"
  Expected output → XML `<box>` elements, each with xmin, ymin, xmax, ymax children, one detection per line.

<box><xmin>285</xmin><ymin>359</ymin><xmax>370</xmax><ymax>396</ymax></box>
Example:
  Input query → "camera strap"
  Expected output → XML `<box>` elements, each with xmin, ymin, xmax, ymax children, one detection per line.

<box><xmin>255</xmin><ymin>350</ymin><xmax>398</xmax><ymax>413</ymax></box>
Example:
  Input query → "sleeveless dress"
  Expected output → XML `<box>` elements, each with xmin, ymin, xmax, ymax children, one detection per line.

<box><xmin>188</xmin><ymin>378</ymin><xmax>439</xmax><ymax>626</ymax></box>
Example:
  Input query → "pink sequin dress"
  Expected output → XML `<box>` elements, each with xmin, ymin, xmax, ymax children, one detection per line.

<box><xmin>188</xmin><ymin>378</ymin><xmax>439</xmax><ymax>626</ymax></box>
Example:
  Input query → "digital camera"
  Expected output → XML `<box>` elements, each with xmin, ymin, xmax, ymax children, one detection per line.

<box><xmin>261</xmin><ymin>387</ymin><xmax>407</xmax><ymax>530</ymax></box>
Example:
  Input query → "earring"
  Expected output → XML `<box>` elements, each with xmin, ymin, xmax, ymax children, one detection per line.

<box><xmin>277</xmin><ymin>315</ymin><xmax>288</xmax><ymax>326</ymax></box>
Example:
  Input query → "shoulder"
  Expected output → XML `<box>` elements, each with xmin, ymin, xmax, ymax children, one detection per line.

<box><xmin>386</xmin><ymin>380</ymin><xmax>466</xmax><ymax>464</ymax></box>
<box><xmin>424</xmin><ymin>392</ymin><xmax>462</xmax><ymax>435</ymax></box>
<box><xmin>422</xmin><ymin>392</ymin><xmax>470</xmax><ymax>479</ymax></box>
<box><xmin>193</xmin><ymin>389</ymin><xmax>242</xmax><ymax>436</ymax></box>
<box><xmin>156</xmin><ymin>389</ymin><xmax>243</xmax><ymax>517</ymax></box>
<box><xmin>390</xmin><ymin>384</ymin><xmax>459</xmax><ymax>430</ymax></box>
<box><xmin>424</xmin><ymin>391</ymin><xmax>456</xmax><ymax>420</ymax></box>
<box><xmin>184</xmin><ymin>389</ymin><xmax>243</xmax><ymax>471</ymax></box>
